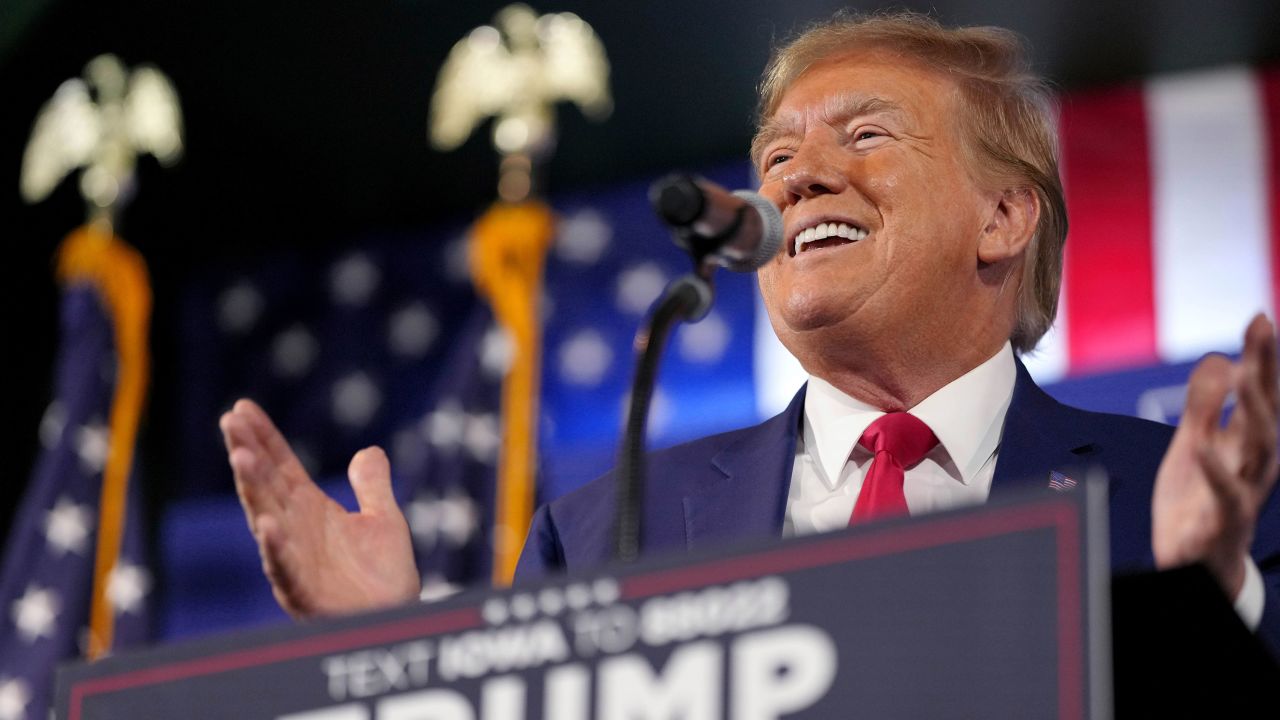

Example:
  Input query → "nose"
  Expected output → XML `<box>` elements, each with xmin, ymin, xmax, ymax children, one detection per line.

<box><xmin>780</xmin><ymin>143</ymin><xmax>845</xmax><ymax>206</ymax></box>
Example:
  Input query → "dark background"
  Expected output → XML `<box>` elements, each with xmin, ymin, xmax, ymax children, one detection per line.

<box><xmin>3</xmin><ymin>0</ymin><xmax>1280</xmax><ymax>535</ymax></box>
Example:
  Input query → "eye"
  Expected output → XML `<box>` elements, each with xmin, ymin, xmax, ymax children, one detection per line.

<box><xmin>850</xmin><ymin>126</ymin><xmax>890</xmax><ymax>147</ymax></box>
<box><xmin>760</xmin><ymin>151</ymin><xmax>791</xmax><ymax>174</ymax></box>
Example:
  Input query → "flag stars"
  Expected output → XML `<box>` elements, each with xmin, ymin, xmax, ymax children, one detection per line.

<box><xmin>43</xmin><ymin>496</ymin><xmax>93</xmax><ymax>556</ymax></box>
<box><xmin>443</xmin><ymin>234</ymin><xmax>472</xmax><ymax>284</ymax></box>
<box><xmin>406</xmin><ymin>488</ymin><xmax>479</xmax><ymax>551</ymax></box>
<box><xmin>677</xmin><ymin>310</ymin><xmax>731</xmax><ymax>364</ymax></box>
<box><xmin>615</xmin><ymin>262</ymin><xmax>667</xmax><ymax>315</ymax></box>
<box><xmin>418</xmin><ymin>573</ymin><xmax>461</xmax><ymax>603</ymax></box>
<box><xmin>11</xmin><ymin>584</ymin><xmax>60</xmax><ymax>643</ymax></box>
<box><xmin>271</xmin><ymin>324</ymin><xmax>319</xmax><ymax>379</ymax></box>
<box><xmin>217</xmin><ymin>281</ymin><xmax>264</xmax><ymax>335</ymax></box>
<box><xmin>0</xmin><ymin>677</ymin><xmax>32</xmax><ymax>720</ymax></box>
<box><xmin>331</xmin><ymin>371</ymin><xmax>382</xmax><ymax>429</ymax></box>
<box><xmin>463</xmin><ymin>413</ymin><xmax>501</xmax><ymax>463</ymax></box>
<box><xmin>73</xmin><ymin>423</ymin><xmax>110</xmax><ymax>475</ymax></box>
<box><xmin>38</xmin><ymin>401</ymin><xmax>66</xmax><ymax>450</ymax></box>
<box><xmin>482</xmin><ymin>580</ymin><xmax>620</xmax><ymax>626</ymax></box>
<box><xmin>330</xmin><ymin>252</ymin><xmax>381</xmax><ymax>306</ymax></box>
<box><xmin>558</xmin><ymin>329</ymin><xmax>613</xmax><ymax>386</ymax></box>
<box><xmin>423</xmin><ymin>401</ymin><xmax>465</xmax><ymax>450</ymax></box>
<box><xmin>555</xmin><ymin>207</ymin><xmax>612</xmax><ymax>265</ymax></box>
<box><xmin>106</xmin><ymin>561</ymin><xmax>152</xmax><ymax>616</ymax></box>
<box><xmin>389</xmin><ymin>302</ymin><xmax>440</xmax><ymax>359</ymax></box>
<box><xmin>480</xmin><ymin>326</ymin><xmax>515</xmax><ymax>378</ymax></box>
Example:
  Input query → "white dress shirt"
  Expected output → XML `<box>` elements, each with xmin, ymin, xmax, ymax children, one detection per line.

<box><xmin>784</xmin><ymin>343</ymin><xmax>1015</xmax><ymax>536</ymax></box>
<box><xmin>781</xmin><ymin>342</ymin><xmax>1265</xmax><ymax>628</ymax></box>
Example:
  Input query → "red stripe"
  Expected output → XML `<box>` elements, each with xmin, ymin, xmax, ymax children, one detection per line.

<box><xmin>1262</xmin><ymin>68</ymin><xmax>1280</xmax><ymax>319</ymax></box>
<box><xmin>1060</xmin><ymin>86</ymin><xmax>1158</xmax><ymax>372</ymax></box>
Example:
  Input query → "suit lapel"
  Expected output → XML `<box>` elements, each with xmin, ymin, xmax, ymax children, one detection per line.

<box><xmin>992</xmin><ymin>358</ymin><xmax>1108</xmax><ymax>496</ymax></box>
<box><xmin>683</xmin><ymin>386</ymin><xmax>806</xmax><ymax>551</ymax></box>
<box><xmin>680</xmin><ymin>360</ymin><xmax>1107</xmax><ymax>551</ymax></box>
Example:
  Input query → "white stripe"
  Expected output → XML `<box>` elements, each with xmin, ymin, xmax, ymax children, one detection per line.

<box><xmin>753</xmin><ymin>288</ymin><xmax>807</xmax><ymax>419</ymax></box>
<box><xmin>1148</xmin><ymin>66</ymin><xmax>1272</xmax><ymax>361</ymax></box>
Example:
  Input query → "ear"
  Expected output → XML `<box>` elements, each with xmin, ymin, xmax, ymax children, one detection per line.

<box><xmin>977</xmin><ymin>188</ymin><xmax>1040</xmax><ymax>265</ymax></box>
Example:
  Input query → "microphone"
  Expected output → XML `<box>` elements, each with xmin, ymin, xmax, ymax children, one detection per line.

<box><xmin>649</xmin><ymin>174</ymin><xmax>784</xmax><ymax>272</ymax></box>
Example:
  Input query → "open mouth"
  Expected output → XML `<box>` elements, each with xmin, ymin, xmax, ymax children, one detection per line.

<box><xmin>790</xmin><ymin>221</ymin><xmax>868</xmax><ymax>256</ymax></box>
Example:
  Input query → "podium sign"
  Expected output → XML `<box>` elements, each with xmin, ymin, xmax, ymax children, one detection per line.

<box><xmin>58</xmin><ymin>486</ymin><xmax>1109</xmax><ymax>719</ymax></box>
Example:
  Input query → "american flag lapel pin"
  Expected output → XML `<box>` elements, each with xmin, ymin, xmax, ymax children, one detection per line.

<box><xmin>1048</xmin><ymin>470</ymin><xmax>1078</xmax><ymax>492</ymax></box>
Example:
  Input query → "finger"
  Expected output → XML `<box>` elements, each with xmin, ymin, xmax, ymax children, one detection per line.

<box><xmin>1243</xmin><ymin>314</ymin><xmax>1280</xmax><ymax>422</ymax></box>
<box><xmin>1197</xmin><ymin>441</ymin><xmax>1248</xmax><ymax>521</ymax></box>
<box><xmin>236</xmin><ymin>399</ymin><xmax>310</xmax><ymax>487</ymax></box>
<box><xmin>221</xmin><ymin>410</ymin><xmax>286</xmax><ymax>518</ymax></box>
<box><xmin>1182</xmin><ymin>354</ymin><xmax>1234</xmax><ymax>436</ymax></box>
<box><xmin>1230</xmin><ymin>317</ymin><xmax>1280</xmax><ymax>471</ymax></box>
<box><xmin>348</xmin><ymin>446</ymin><xmax>399</xmax><ymax>517</ymax></box>
<box><xmin>1234</xmin><ymin>368</ymin><xmax>1279</xmax><ymax>489</ymax></box>
<box><xmin>1245</xmin><ymin>313</ymin><xmax>1279</xmax><ymax>407</ymax></box>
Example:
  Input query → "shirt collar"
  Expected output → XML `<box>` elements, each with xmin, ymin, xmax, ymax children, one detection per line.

<box><xmin>802</xmin><ymin>342</ymin><xmax>1016</xmax><ymax>488</ymax></box>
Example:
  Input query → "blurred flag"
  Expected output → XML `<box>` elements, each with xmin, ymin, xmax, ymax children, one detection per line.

<box><xmin>0</xmin><ymin>225</ymin><xmax>152</xmax><ymax>720</ymax></box>
<box><xmin>977</xmin><ymin>65</ymin><xmax>1280</xmax><ymax>383</ymax></box>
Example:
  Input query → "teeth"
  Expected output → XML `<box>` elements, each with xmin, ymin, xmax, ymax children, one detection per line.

<box><xmin>794</xmin><ymin>222</ymin><xmax>865</xmax><ymax>253</ymax></box>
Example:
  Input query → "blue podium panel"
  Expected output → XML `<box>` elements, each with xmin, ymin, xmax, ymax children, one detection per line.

<box><xmin>58</xmin><ymin>486</ymin><xmax>1107</xmax><ymax>720</ymax></box>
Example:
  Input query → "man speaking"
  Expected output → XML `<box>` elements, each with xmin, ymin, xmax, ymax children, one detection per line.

<box><xmin>219</xmin><ymin>11</ymin><xmax>1280</xmax><ymax>653</ymax></box>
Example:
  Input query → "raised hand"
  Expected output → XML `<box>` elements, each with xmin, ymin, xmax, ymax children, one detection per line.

<box><xmin>220</xmin><ymin>399</ymin><xmax>421</xmax><ymax>618</ymax></box>
<box><xmin>1153</xmin><ymin>314</ymin><xmax>1280</xmax><ymax>597</ymax></box>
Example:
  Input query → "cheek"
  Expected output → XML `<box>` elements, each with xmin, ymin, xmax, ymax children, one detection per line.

<box><xmin>757</xmin><ymin>181</ymin><xmax>785</xmax><ymax>208</ymax></box>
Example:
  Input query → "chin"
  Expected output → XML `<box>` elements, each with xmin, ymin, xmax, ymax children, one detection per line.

<box><xmin>771</xmin><ymin>285</ymin><xmax>856</xmax><ymax>333</ymax></box>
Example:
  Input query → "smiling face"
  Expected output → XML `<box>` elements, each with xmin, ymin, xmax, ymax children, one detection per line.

<box><xmin>754</xmin><ymin>50</ymin><xmax>1026</xmax><ymax>401</ymax></box>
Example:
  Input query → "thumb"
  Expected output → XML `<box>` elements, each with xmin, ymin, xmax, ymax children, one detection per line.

<box><xmin>348</xmin><ymin>446</ymin><xmax>397</xmax><ymax>516</ymax></box>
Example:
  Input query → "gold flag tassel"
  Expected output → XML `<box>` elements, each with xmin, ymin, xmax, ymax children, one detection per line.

<box><xmin>56</xmin><ymin>222</ymin><xmax>152</xmax><ymax>659</ymax></box>
<box><xmin>468</xmin><ymin>201</ymin><xmax>555</xmax><ymax>586</ymax></box>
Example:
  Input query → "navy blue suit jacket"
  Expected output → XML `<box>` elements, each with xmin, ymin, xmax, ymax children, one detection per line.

<box><xmin>516</xmin><ymin>359</ymin><xmax>1280</xmax><ymax>653</ymax></box>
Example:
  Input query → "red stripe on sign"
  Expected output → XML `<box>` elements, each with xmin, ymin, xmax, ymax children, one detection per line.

<box><xmin>1262</xmin><ymin>68</ymin><xmax>1280</xmax><ymax>319</ymax></box>
<box><xmin>1060</xmin><ymin>86</ymin><xmax>1157</xmax><ymax>372</ymax></box>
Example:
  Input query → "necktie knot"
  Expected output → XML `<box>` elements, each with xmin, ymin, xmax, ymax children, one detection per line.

<box><xmin>858</xmin><ymin>412</ymin><xmax>938</xmax><ymax>468</ymax></box>
<box><xmin>849</xmin><ymin>412</ymin><xmax>938</xmax><ymax>524</ymax></box>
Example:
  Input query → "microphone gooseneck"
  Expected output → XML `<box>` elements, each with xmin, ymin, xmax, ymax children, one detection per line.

<box><xmin>614</xmin><ymin>174</ymin><xmax>781</xmax><ymax>564</ymax></box>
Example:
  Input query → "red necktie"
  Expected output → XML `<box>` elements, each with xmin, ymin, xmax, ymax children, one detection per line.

<box><xmin>849</xmin><ymin>412</ymin><xmax>938</xmax><ymax>523</ymax></box>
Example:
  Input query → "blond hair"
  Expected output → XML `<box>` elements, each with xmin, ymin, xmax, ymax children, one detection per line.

<box><xmin>753</xmin><ymin>11</ymin><xmax>1067</xmax><ymax>353</ymax></box>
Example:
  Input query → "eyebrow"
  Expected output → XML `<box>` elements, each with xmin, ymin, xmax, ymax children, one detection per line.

<box><xmin>750</xmin><ymin>93</ymin><xmax>908</xmax><ymax>165</ymax></box>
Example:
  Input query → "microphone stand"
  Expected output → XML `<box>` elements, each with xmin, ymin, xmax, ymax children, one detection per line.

<box><xmin>613</xmin><ymin>175</ymin><xmax>745</xmax><ymax>563</ymax></box>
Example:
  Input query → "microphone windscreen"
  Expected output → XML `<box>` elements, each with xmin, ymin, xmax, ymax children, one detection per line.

<box><xmin>730</xmin><ymin>190</ymin><xmax>784</xmax><ymax>271</ymax></box>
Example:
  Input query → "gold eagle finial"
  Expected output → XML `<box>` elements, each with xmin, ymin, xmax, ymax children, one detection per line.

<box><xmin>21</xmin><ymin>54</ymin><xmax>184</xmax><ymax>227</ymax></box>
<box><xmin>429</xmin><ymin>3</ymin><xmax>611</xmax><ymax>201</ymax></box>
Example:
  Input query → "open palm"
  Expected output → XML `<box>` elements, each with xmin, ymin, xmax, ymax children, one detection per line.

<box><xmin>220</xmin><ymin>399</ymin><xmax>421</xmax><ymax>618</ymax></box>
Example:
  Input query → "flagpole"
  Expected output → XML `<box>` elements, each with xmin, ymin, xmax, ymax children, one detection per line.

<box><xmin>429</xmin><ymin>4</ymin><xmax>611</xmax><ymax>585</ymax></box>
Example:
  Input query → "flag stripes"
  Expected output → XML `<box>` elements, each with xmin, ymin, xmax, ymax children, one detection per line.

<box><xmin>1060</xmin><ymin>85</ymin><xmax>1157</xmax><ymax>373</ymax></box>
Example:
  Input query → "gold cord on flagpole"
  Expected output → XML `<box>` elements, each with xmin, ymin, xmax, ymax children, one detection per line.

<box><xmin>469</xmin><ymin>202</ymin><xmax>555</xmax><ymax>586</ymax></box>
<box><xmin>56</xmin><ymin>222</ymin><xmax>152</xmax><ymax>659</ymax></box>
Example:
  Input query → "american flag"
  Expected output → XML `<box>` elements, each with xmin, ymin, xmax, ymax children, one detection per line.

<box><xmin>0</xmin><ymin>280</ymin><xmax>151</xmax><ymax>720</ymax></box>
